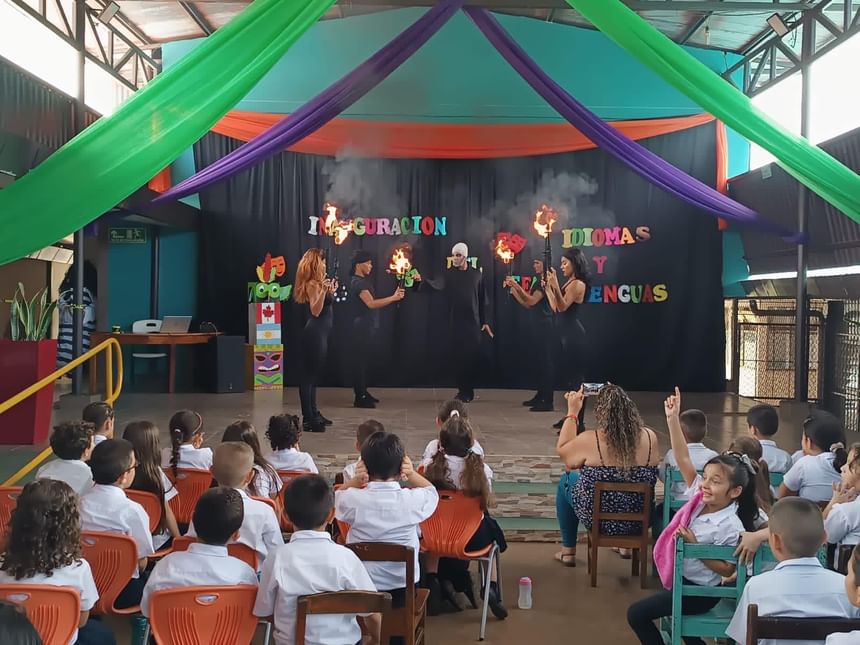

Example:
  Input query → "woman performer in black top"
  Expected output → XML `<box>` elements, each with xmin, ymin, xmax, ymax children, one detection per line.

<box><xmin>348</xmin><ymin>249</ymin><xmax>404</xmax><ymax>409</ymax></box>
<box><xmin>293</xmin><ymin>248</ymin><xmax>337</xmax><ymax>433</ymax></box>
<box><xmin>545</xmin><ymin>248</ymin><xmax>590</xmax><ymax>431</ymax></box>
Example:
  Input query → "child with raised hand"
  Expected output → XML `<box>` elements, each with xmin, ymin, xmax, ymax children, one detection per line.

<box><xmin>342</xmin><ymin>419</ymin><xmax>384</xmax><ymax>483</ymax></box>
<box><xmin>223</xmin><ymin>421</ymin><xmax>282</xmax><ymax>499</ymax></box>
<box><xmin>0</xmin><ymin>479</ymin><xmax>113</xmax><ymax>645</ymax></box>
<box><xmin>141</xmin><ymin>487</ymin><xmax>257</xmax><ymax>617</ymax></box>
<box><xmin>422</xmin><ymin>399</ymin><xmax>484</xmax><ymax>463</ymax></box>
<box><xmin>36</xmin><ymin>420</ymin><xmax>95</xmax><ymax>495</ymax></box>
<box><xmin>627</xmin><ymin>388</ymin><xmax>761</xmax><ymax>645</ymax></box>
<box><xmin>780</xmin><ymin>410</ymin><xmax>847</xmax><ymax>503</ymax></box>
<box><xmin>265</xmin><ymin>414</ymin><xmax>318</xmax><ymax>473</ymax></box>
<box><xmin>82</xmin><ymin>401</ymin><xmax>115</xmax><ymax>446</ymax></box>
<box><xmin>828</xmin><ymin>544</ymin><xmax>860</xmax><ymax>643</ymax></box>
<box><xmin>161</xmin><ymin>410</ymin><xmax>212</xmax><ymax>475</ymax></box>
<box><xmin>123</xmin><ymin>421</ymin><xmax>181</xmax><ymax>549</ymax></box>
<box><xmin>659</xmin><ymin>408</ymin><xmax>717</xmax><ymax>502</ymax></box>
<box><xmin>823</xmin><ymin>443</ymin><xmax>860</xmax><ymax>549</ymax></box>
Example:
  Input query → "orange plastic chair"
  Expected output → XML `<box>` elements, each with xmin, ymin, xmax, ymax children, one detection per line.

<box><xmin>0</xmin><ymin>584</ymin><xmax>80</xmax><ymax>645</ymax></box>
<box><xmin>419</xmin><ymin>490</ymin><xmax>502</xmax><ymax>641</ymax></box>
<box><xmin>276</xmin><ymin>469</ymin><xmax>309</xmax><ymax>486</ymax></box>
<box><xmin>80</xmin><ymin>531</ymin><xmax>140</xmax><ymax>615</ymax></box>
<box><xmin>0</xmin><ymin>486</ymin><xmax>22</xmax><ymax>543</ymax></box>
<box><xmin>166</xmin><ymin>469</ymin><xmax>213</xmax><ymax>525</ymax></box>
<box><xmin>148</xmin><ymin>585</ymin><xmax>260</xmax><ymax>645</ymax></box>
<box><xmin>126</xmin><ymin>489</ymin><xmax>162</xmax><ymax>534</ymax></box>
<box><xmin>251</xmin><ymin>494</ymin><xmax>292</xmax><ymax>533</ymax></box>
<box><xmin>171</xmin><ymin>536</ymin><xmax>259</xmax><ymax>571</ymax></box>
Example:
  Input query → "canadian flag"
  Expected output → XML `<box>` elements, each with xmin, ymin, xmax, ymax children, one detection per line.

<box><xmin>256</xmin><ymin>303</ymin><xmax>281</xmax><ymax>325</ymax></box>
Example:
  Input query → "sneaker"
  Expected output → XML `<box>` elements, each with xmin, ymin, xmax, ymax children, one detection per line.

<box><xmin>302</xmin><ymin>420</ymin><xmax>326</xmax><ymax>433</ymax></box>
<box><xmin>314</xmin><ymin>413</ymin><xmax>333</xmax><ymax>426</ymax></box>
<box><xmin>522</xmin><ymin>395</ymin><xmax>539</xmax><ymax>407</ymax></box>
<box><xmin>365</xmin><ymin>391</ymin><xmax>380</xmax><ymax>404</ymax></box>
<box><xmin>353</xmin><ymin>396</ymin><xmax>376</xmax><ymax>409</ymax></box>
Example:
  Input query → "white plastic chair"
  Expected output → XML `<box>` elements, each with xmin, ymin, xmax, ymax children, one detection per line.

<box><xmin>131</xmin><ymin>319</ymin><xmax>167</xmax><ymax>383</ymax></box>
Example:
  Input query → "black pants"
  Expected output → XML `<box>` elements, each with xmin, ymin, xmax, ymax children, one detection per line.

<box><xmin>299</xmin><ymin>319</ymin><xmax>330</xmax><ymax>419</ymax></box>
<box><xmin>626</xmin><ymin>585</ymin><xmax>721</xmax><ymax>645</ymax></box>
<box><xmin>452</xmin><ymin>327</ymin><xmax>481</xmax><ymax>397</ymax></box>
<box><xmin>115</xmin><ymin>569</ymin><xmax>150</xmax><ymax>609</ymax></box>
<box><xmin>352</xmin><ymin>321</ymin><xmax>371</xmax><ymax>398</ymax></box>
<box><xmin>535</xmin><ymin>320</ymin><xmax>557</xmax><ymax>402</ymax></box>
<box><xmin>559</xmin><ymin>320</ymin><xmax>586</xmax><ymax>392</ymax></box>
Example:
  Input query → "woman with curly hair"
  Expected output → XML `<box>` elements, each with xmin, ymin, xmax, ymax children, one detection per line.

<box><xmin>552</xmin><ymin>384</ymin><xmax>659</xmax><ymax>566</ymax></box>
<box><xmin>293</xmin><ymin>248</ymin><xmax>337</xmax><ymax>433</ymax></box>
<box><xmin>0</xmin><ymin>479</ymin><xmax>115</xmax><ymax>645</ymax></box>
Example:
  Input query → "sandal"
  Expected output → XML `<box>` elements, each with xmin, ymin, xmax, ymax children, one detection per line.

<box><xmin>554</xmin><ymin>550</ymin><xmax>577</xmax><ymax>567</ymax></box>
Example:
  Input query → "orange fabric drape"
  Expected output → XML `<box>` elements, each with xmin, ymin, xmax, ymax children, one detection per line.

<box><xmin>715</xmin><ymin>120</ymin><xmax>729</xmax><ymax>231</ymax></box>
<box><xmin>148</xmin><ymin>167</ymin><xmax>172</xmax><ymax>193</ymax></box>
<box><xmin>211</xmin><ymin>111</ymin><xmax>716</xmax><ymax>159</ymax></box>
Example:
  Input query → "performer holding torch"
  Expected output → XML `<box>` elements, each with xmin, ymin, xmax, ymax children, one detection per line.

<box><xmin>348</xmin><ymin>249</ymin><xmax>405</xmax><ymax>409</ymax></box>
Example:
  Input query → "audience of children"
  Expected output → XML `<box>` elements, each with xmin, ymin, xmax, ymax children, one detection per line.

<box><xmin>141</xmin><ymin>487</ymin><xmax>257</xmax><ymax>617</ymax></box>
<box><xmin>223</xmin><ymin>420</ymin><xmax>282</xmax><ymax>499</ymax></box>
<box><xmin>161</xmin><ymin>410</ymin><xmax>212</xmax><ymax>474</ymax></box>
<box><xmin>336</xmin><ymin>432</ymin><xmax>439</xmax><ymax>607</ymax></box>
<box><xmin>747</xmin><ymin>403</ymin><xmax>794</xmax><ymax>473</ymax></box>
<box><xmin>726</xmin><ymin>497</ymin><xmax>860</xmax><ymax>644</ymax></box>
<box><xmin>422</xmin><ymin>399</ymin><xmax>484</xmax><ymax>463</ymax></box>
<box><xmin>342</xmin><ymin>419</ymin><xmax>384</xmax><ymax>482</ymax></box>
<box><xmin>265</xmin><ymin>414</ymin><xmax>319</xmax><ymax>473</ymax></box>
<box><xmin>659</xmin><ymin>409</ymin><xmax>717</xmax><ymax>501</ymax></box>
<box><xmin>827</xmin><ymin>544</ymin><xmax>860</xmax><ymax>643</ymax></box>
<box><xmin>187</xmin><ymin>442</ymin><xmax>284</xmax><ymax>566</ymax></box>
<box><xmin>35</xmin><ymin>420</ymin><xmax>95</xmax><ymax>495</ymax></box>
<box><xmin>780</xmin><ymin>410</ymin><xmax>847</xmax><ymax>503</ymax></box>
<box><xmin>122</xmin><ymin>421</ymin><xmax>181</xmax><ymax>550</ymax></box>
<box><xmin>82</xmin><ymin>401</ymin><xmax>115</xmax><ymax>446</ymax></box>
<box><xmin>80</xmin><ymin>439</ymin><xmax>155</xmax><ymax>610</ymax></box>
<box><xmin>824</xmin><ymin>443</ymin><xmax>860</xmax><ymax>548</ymax></box>
<box><xmin>0</xmin><ymin>479</ymin><xmax>113</xmax><ymax>645</ymax></box>
<box><xmin>255</xmin><ymin>474</ymin><xmax>381</xmax><ymax>645</ymax></box>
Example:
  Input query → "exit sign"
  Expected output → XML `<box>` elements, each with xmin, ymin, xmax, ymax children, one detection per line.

<box><xmin>109</xmin><ymin>227</ymin><xmax>147</xmax><ymax>244</ymax></box>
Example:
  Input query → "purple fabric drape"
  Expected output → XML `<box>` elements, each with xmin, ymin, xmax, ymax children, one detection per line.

<box><xmin>152</xmin><ymin>0</ymin><xmax>463</xmax><ymax>204</ymax></box>
<box><xmin>465</xmin><ymin>7</ymin><xmax>801</xmax><ymax>241</ymax></box>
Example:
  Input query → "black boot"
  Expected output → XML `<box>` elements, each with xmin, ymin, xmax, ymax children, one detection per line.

<box><xmin>485</xmin><ymin>581</ymin><xmax>508</xmax><ymax>620</ymax></box>
<box><xmin>353</xmin><ymin>395</ymin><xmax>376</xmax><ymax>409</ymax></box>
<box><xmin>365</xmin><ymin>391</ymin><xmax>380</xmax><ymax>404</ymax></box>
<box><xmin>522</xmin><ymin>393</ymin><xmax>540</xmax><ymax>407</ymax></box>
<box><xmin>530</xmin><ymin>400</ymin><xmax>555</xmax><ymax>412</ymax></box>
<box><xmin>462</xmin><ymin>571</ymin><xmax>478</xmax><ymax>609</ymax></box>
<box><xmin>426</xmin><ymin>574</ymin><xmax>444</xmax><ymax>617</ymax></box>
<box><xmin>302</xmin><ymin>419</ymin><xmax>326</xmax><ymax>433</ymax></box>
<box><xmin>313</xmin><ymin>412</ymin><xmax>333</xmax><ymax>426</ymax></box>
<box><xmin>440</xmin><ymin>578</ymin><xmax>464</xmax><ymax>612</ymax></box>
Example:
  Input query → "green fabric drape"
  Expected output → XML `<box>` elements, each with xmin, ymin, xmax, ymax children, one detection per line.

<box><xmin>564</xmin><ymin>0</ymin><xmax>860</xmax><ymax>224</ymax></box>
<box><xmin>0</xmin><ymin>0</ymin><xmax>334</xmax><ymax>265</ymax></box>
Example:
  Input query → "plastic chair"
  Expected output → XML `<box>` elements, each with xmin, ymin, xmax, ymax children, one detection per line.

<box><xmin>347</xmin><ymin>543</ymin><xmax>427</xmax><ymax>645</ymax></box>
<box><xmin>0</xmin><ymin>486</ymin><xmax>22</xmax><ymax>543</ymax></box>
<box><xmin>745</xmin><ymin>603</ymin><xmax>860</xmax><ymax>644</ymax></box>
<box><xmin>419</xmin><ymin>490</ymin><xmax>502</xmax><ymax>641</ymax></box>
<box><xmin>0</xmin><ymin>584</ymin><xmax>80</xmax><ymax>645</ymax></box>
<box><xmin>588</xmin><ymin>481</ymin><xmax>653</xmax><ymax>588</ymax></box>
<box><xmin>660</xmin><ymin>537</ymin><xmax>748</xmax><ymax>645</ymax></box>
<box><xmin>171</xmin><ymin>535</ymin><xmax>259</xmax><ymax>571</ymax></box>
<box><xmin>252</xmin><ymin>494</ymin><xmax>292</xmax><ymax>533</ymax></box>
<box><xmin>661</xmin><ymin>467</ymin><xmax>690</xmax><ymax>530</ymax></box>
<box><xmin>80</xmin><ymin>531</ymin><xmax>140</xmax><ymax>615</ymax></box>
<box><xmin>166</xmin><ymin>468</ymin><xmax>213</xmax><ymax>525</ymax></box>
<box><xmin>296</xmin><ymin>591</ymin><xmax>392</xmax><ymax>645</ymax></box>
<box><xmin>131</xmin><ymin>319</ymin><xmax>167</xmax><ymax>383</ymax></box>
<box><xmin>126</xmin><ymin>489</ymin><xmax>162</xmax><ymax>534</ymax></box>
<box><xmin>769</xmin><ymin>471</ymin><xmax>784</xmax><ymax>488</ymax></box>
<box><xmin>276</xmin><ymin>469</ymin><xmax>310</xmax><ymax>486</ymax></box>
<box><xmin>147</xmin><ymin>585</ymin><xmax>260</xmax><ymax>645</ymax></box>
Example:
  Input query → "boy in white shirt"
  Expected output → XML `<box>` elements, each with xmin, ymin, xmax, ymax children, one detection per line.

<box><xmin>36</xmin><ymin>421</ymin><xmax>95</xmax><ymax>495</ymax></box>
<box><xmin>727</xmin><ymin>497</ymin><xmax>860</xmax><ymax>645</ymax></box>
<box><xmin>266</xmin><ymin>414</ymin><xmax>318</xmax><ymax>473</ymax></box>
<box><xmin>82</xmin><ymin>400</ymin><xmax>115</xmax><ymax>446</ymax></box>
<box><xmin>748</xmin><ymin>403</ymin><xmax>793</xmax><ymax>473</ymax></box>
<box><xmin>827</xmin><ymin>544</ymin><xmax>860</xmax><ymax>644</ymax></box>
<box><xmin>80</xmin><ymin>438</ymin><xmax>155</xmax><ymax>609</ymax></box>
<box><xmin>142</xmin><ymin>487</ymin><xmax>257</xmax><ymax>616</ymax></box>
<box><xmin>336</xmin><ymin>431</ymin><xmax>439</xmax><ymax>607</ymax></box>
<box><xmin>659</xmin><ymin>409</ymin><xmax>717</xmax><ymax>500</ymax></box>
<box><xmin>187</xmin><ymin>442</ymin><xmax>284</xmax><ymax>567</ymax></box>
<box><xmin>342</xmin><ymin>419</ymin><xmax>384</xmax><ymax>482</ymax></box>
<box><xmin>254</xmin><ymin>474</ymin><xmax>380</xmax><ymax>645</ymax></box>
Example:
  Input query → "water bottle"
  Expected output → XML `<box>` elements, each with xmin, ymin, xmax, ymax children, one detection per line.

<box><xmin>517</xmin><ymin>576</ymin><xmax>532</xmax><ymax>609</ymax></box>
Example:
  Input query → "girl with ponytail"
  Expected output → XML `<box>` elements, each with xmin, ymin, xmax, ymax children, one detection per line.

<box><xmin>729</xmin><ymin>435</ymin><xmax>775</xmax><ymax>515</ymax></box>
<box><xmin>779</xmin><ymin>410</ymin><xmax>846</xmax><ymax>503</ymax></box>
<box><xmin>160</xmin><ymin>410</ymin><xmax>211</xmax><ymax>476</ymax></box>
<box><xmin>421</xmin><ymin>399</ymin><xmax>485</xmax><ymax>463</ymax></box>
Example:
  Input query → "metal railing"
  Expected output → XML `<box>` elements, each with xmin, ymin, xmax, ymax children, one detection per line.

<box><xmin>0</xmin><ymin>338</ymin><xmax>123</xmax><ymax>486</ymax></box>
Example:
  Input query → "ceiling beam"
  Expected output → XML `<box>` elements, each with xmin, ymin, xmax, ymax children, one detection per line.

<box><xmin>178</xmin><ymin>1</ymin><xmax>214</xmax><ymax>35</ymax></box>
<box><xmin>140</xmin><ymin>0</ymin><xmax>824</xmax><ymax>9</ymax></box>
<box><xmin>91</xmin><ymin>0</ymin><xmax>152</xmax><ymax>45</ymax></box>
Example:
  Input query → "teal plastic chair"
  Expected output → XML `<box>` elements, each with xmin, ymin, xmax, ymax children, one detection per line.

<box><xmin>768</xmin><ymin>471</ymin><xmax>784</xmax><ymax>488</ymax></box>
<box><xmin>661</xmin><ymin>467</ymin><xmax>704</xmax><ymax>530</ymax></box>
<box><xmin>660</xmin><ymin>537</ymin><xmax>748</xmax><ymax>645</ymax></box>
<box><xmin>752</xmin><ymin>543</ymin><xmax>828</xmax><ymax>575</ymax></box>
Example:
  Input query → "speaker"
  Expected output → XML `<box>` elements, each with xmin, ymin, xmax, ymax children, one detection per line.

<box><xmin>207</xmin><ymin>336</ymin><xmax>245</xmax><ymax>393</ymax></box>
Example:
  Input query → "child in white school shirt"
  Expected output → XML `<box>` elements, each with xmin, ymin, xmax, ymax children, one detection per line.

<box><xmin>827</xmin><ymin>544</ymin><xmax>860</xmax><ymax>644</ymax></box>
<box><xmin>342</xmin><ymin>419</ymin><xmax>384</xmax><ymax>482</ymax></box>
<box><xmin>727</xmin><ymin>497</ymin><xmax>860</xmax><ymax>645</ymax></box>
<box><xmin>80</xmin><ymin>439</ymin><xmax>155</xmax><ymax>610</ymax></box>
<box><xmin>659</xmin><ymin>408</ymin><xmax>718</xmax><ymax>501</ymax></box>
<box><xmin>336</xmin><ymin>432</ymin><xmax>439</xmax><ymax>605</ymax></box>
<box><xmin>186</xmin><ymin>442</ymin><xmax>283</xmax><ymax>568</ymax></box>
<box><xmin>747</xmin><ymin>403</ymin><xmax>794</xmax><ymax>474</ymax></box>
<box><xmin>161</xmin><ymin>409</ymin><xmax>213</xmax><ymax>474</ymax></box>
<box><xmin>142</xmin><ymin>487</ymin><xmax>257</xmax><ymax>617</ymax></box>
<box><xmin>824</xmin><ymin>443</ymin><xmax>860</xmax><ymax>548</ymax></box>
<box><xmin>421</xmin><ymin>400</ymin><xmax>484</xmax><ymax>463</ymax></box>
<box><xmin>266</xmin><ymin>414</ymin><xmax>318</xmax><ymax>473</ymax></box>
<box><xmin>36</xmin><ymin>421</ymin><xmax>95</xmax><ymax>496</ymax></box>
<box><xmin>780</xmin><ymin>411</ymin><xmax>847</xmax><ymax>503</ymax></box>
<box><xmin>255</xmin><ymin>474</ymin><xmax>381</xmax><ymax>645</ymax></box>
<box><xmin>82</xmin><ymin>401</ymin><xmax>115</xmax><ymax>447</ymax></box>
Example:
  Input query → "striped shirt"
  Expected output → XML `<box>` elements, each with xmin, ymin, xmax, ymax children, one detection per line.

<box><xmin>57</xmin><ymin>287</ymin><xmax>95</xmax><ymax>367</ymax></box>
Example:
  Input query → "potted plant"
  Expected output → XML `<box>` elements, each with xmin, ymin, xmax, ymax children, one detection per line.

<box><xmin>0</xmin><ymin>283</ymin><xmax>63</xmax><ymax>445</ymax></box>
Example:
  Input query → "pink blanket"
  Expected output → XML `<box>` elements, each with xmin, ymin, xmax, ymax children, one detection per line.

<box><xmin>654</xmin><ymin>490</ymin><xmax>704</xmax><ymax>589</ymax></box>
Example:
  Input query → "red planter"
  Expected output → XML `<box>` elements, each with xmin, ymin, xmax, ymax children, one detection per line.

<box><xmin>0</xmin><ymin>339</ymin><xmax>57</xmax><ymax>445</ymax></box>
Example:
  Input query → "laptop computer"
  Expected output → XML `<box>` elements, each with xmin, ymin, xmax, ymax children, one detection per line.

<box><xmin>159</xmin><ymin>316</ymin><xmax>192</xmax><ymax>333</ymax></box>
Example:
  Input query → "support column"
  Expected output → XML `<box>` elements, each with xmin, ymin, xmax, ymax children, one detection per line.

<box><xmin>71</xmin><ymin>0</ymin><xmax>86</xmax><ymax>394</ymax></box>
<box><xmin>150</xmin><ymin>227</ymin><xmax>160</xmax><ymax>319</ymax></box>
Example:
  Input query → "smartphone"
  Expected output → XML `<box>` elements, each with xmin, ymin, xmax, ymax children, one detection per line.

<box><xmin>582</xmin><ymin>382</ymin><xmax>605</xmax><ymax>397</ymax></box>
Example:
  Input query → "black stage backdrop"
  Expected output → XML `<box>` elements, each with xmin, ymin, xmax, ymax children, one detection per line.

<box><xmin>195</xmin><ymin>122</ymin><xmax>724</xmax><ymax>392</ymax></box>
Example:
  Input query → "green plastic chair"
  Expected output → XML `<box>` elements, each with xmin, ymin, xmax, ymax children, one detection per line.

<box><xmin>660</xmin><ymin>537</ymin><xmax>748</xmax><ymax>645</ymax></box>
<box><xmin>769</xmin><ymin>471</ymin><xmax>784</xmax><ymax>488</ymax></box>
<box><xmin>661</xmin><ymin>467</ymin><xmax>700</xmax><ymax>530</ymax></box>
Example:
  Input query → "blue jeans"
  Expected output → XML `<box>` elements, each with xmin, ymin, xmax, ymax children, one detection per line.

<box><xmin>556</xmin><ymin>471</ymin><xmax>580</xmax><ymax>548</ymax></box>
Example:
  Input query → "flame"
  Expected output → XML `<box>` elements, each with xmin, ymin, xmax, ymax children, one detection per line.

<box><xmin>494</xmin><ymin>238</ymin><xmax>515</xmax><ymax>264</ymax></box>
<box><xmin>533</xmin><ymin>204</ymin><xmax>558</xmax><ymax>238</ymax></box>
<box><xmin>322</xmin><ymin>202</ymin><xmax>353</xmax><ymax>245</ymax></box>
<box><xmin>389</xmin><ymin>247</ymin><xmax>412</xmax><ymax>277</ymax></box>
<box><xmin>331</xmin><ymin>220</ymin><xmax>353</xmax><ymax>245</ymax></box>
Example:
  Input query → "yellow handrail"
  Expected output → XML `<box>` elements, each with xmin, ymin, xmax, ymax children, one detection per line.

<box><xmin>0</xmin><ymin>338</ymin><xmax>123</xmax><ymax>486</ymax></box>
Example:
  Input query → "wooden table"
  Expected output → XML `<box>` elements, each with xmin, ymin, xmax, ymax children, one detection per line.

<box><xmin>90</xmin><ymin>332</ymin><xmax>221</xmax><ymax>394</ymax></box>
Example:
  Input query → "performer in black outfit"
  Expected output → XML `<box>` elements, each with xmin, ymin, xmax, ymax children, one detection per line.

<box><xmin>505</xmin><ymin>258</ymin><xmax>556</xmax><ymax>412</ymax></box>
<box><xmin>293</xmin><ymin>248</ymin><xmax>337</xmax><ymax>433</ymax></box>
<box><xmin>347</xmin><ymin>249</ymin><xmax>405</xmax><ymax>409</ymax></box>
<box><xmin>545</xmin><ymin>248</ymin><xmax>590</xmax><ymax>430</ymax></box>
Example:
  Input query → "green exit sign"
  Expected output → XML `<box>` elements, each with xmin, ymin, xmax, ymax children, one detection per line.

<box><xmin>109</xmin><ymin>227</ymin><xmax>147</xmax><ymax>244</ymax></box>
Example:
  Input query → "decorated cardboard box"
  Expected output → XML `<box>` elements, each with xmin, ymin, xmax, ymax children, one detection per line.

<box><xmin>246</xmin><ymin>252</ymin><xmax>291</xmax><ymax>390</ymax></box>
